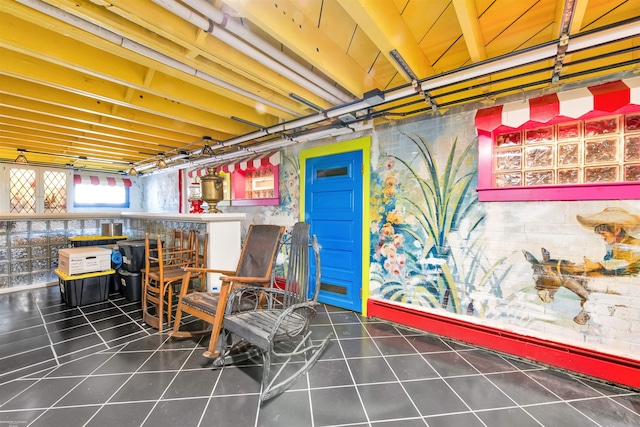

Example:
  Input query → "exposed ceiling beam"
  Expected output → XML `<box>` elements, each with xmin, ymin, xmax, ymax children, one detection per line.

<box><xmin>0</xmin><ymin>103</ymin><xmax>190</xmax><ymax>155</ymax></box>
<box><xmin>452</xmin><ymin>0</ymin><xmax>487</xmax><ymax>63</ymax></box>
<box><xmin>0</xmin><ymin>49</ymin><xmax>256</xmax><ymax>135</ymax></box>
<box><xmin>336</xmin><ymin>0</ymin><xmax>435</xmax><ymax>80</ymax></box>
<box><xmin>0</xmin><ymin>13</ymin><xmax>285</xmax><ymax>128</ymax></box>
<box><xmin>102</xmin><ymin>0</ymin><xmax>336</xmax><ymax>109</ymax></box>
<box><xmin>569</xmin><ymin>0</ymin><xmax>589</xmax><ymax>34</ymax></box>
<box><xmin>0</xmin><ymin>75</ymin><xmax>231</xmax><ymax>142</ymax></box>
<box><xmin>222</xmin><ymin>0</ymin><xmax>368</xmax><ymax>97</ymax></box>
<box><xmin>1</xmin><ymin>1</ymin><xmax>305</xmax><ymax>118</ymax></box>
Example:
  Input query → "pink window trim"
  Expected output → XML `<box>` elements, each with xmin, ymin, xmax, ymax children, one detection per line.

<box><xmin>477</xmin><ymin>129</ymin><xmax>640</xmax><ymax>202</ymax></box>
<box><xmin>476</xmin><ymin>79</ymin><xmax>640</xmax><ymax>202</ymax></box>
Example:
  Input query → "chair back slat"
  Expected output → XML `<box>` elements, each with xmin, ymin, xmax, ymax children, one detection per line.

<box><xmin>235</xmin><ymin>225</ymin><xmax>284</xmax><ymax>280</ymax></box>
<box><xmin>217</xmin><ymin>222</ymin><xmax>328</xmax><ymax>402</ymax></box>
<box><xmin>283</xmin><ymin>222</ymin><xmax>320</xmax><ymax>307</ymax></box>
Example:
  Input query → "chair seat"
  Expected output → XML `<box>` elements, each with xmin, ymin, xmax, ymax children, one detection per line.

<box><xmin>224</xmin><ymin>309</ymin><xmax>306</xmax><ymax>350</ymax></box>
<box><xmin>148</xmin><ymin>266</ymin><xmax>185</xmax><ymax>282</ymax></box>
<box><xmin>181</xmin><ymin>292</ymin><xmax>220</xmax><ymax>316</ymax></box>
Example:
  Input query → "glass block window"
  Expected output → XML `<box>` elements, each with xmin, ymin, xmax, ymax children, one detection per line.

<box><xmin>9</xmin><ymin>169</ymin><xmax>36</xmax><ymax>213</ymax></box>
<box><xmin>492</xmin><ymin>113</ymin><xmax>640</xmax><ymax>187</ymax></box>
<box><xmin>44</xmin><ymin>171</ymin><xmax>67</xmax><ymax>213</ymax></box>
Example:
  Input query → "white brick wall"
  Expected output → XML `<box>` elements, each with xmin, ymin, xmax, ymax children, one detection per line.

<box><xmin>484</xmin><ymin>200</ymin><xmax>640</xmax><ymax>359</ymax></box>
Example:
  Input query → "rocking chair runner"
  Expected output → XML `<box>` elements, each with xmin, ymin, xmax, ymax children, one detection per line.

<box><xmin>216</xmin><ymin>222</ymin><xmax>333</xmax><ymax>402</ymax></box>
<box><xmin>169</xmin><ymin>224</ymin><xmax>285</xmax><ymax>358</ymax></box>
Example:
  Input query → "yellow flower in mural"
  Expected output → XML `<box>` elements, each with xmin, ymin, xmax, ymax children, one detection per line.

<box><xmin>382</xmin><ymin>172</ymin><xmax>398</xmax><ymax>200</ymax></box>
<box><xmin>383</xmin><ymin>185</ymin><xmax>396</xmax><ymax>199</ymax></box>
<box><xmin>386</xmin><ymin>209</ymin><xmax>403</xmax><ymax>224</ymax></box>
<box><xmin>381</xmin><ymin>222</ymin><xmax>394</xmax><ymax>237</ymax></box>
<box><xmin>384</xmin><ymin>174</ymin><xmax>398</xmax><ymax>187</ymax></box>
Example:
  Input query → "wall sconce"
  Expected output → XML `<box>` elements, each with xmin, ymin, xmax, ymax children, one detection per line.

<box><xmin>15</xmin><ymin>149</ymin><xmax>28</xmax><ymax>164</ymax></box>
<box><xmin>127</xmin><ymin>164</ymin><xmax>138</xmax><ymax>176</ymax></box>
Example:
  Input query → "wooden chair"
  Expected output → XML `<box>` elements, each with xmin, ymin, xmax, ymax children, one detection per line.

<box><xmin>165</xmin><ymin>229</ymin><xmax>193</xmax><ymax>266</ymax></box>
<box><xmin>189</xmin><ymin>231</ymin><xmax>209</xmax><ymax>292</ymax></box>
<box><xmin>176</xmin><ymin>231</ymin><xmax>208</xmax><ymax>294</ymax></box>
<box><xmin>169</xmin><ymin>224</ymin><xmax>285</xmax><ymax>358</ymax></box>
<box><xmin>142</xmin><ymin>233</ymin><xmax>193</xmax><ymax>332</ymax></box>
<box><xmin>215</xmin><ymin>222</ymin><xmax>332</xmax><ymax>402</ymax></box>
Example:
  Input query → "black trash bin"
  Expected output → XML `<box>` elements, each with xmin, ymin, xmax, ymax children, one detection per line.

<box><xmin>117</xmin><ymin>268</ymin><xmax>142</xmax><ymax>302</ymax></box>
<box><xmin>117</xmin><ymin>239</ymin><xmax>158</xmax><ymax>273</ymax></box>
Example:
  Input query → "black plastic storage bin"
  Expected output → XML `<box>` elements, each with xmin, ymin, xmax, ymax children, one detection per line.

<box><xmin>55</xmin><ymin>269</ymin><xmax>114</xmax><ymax>308</ymax></box>
<box><xmin>69</xmin><ymin>236</ymin><xmax>128</xmax><ymax>247</ymax></box>
<box><xmin>109</xmin><ymin>269</ymin><xmax>121</xmax><ymax>294</ymax></box>
<box><xmin>118</xmin><ymin>268</ymin><xmax>142</xmax><ymax>302</ymax></box>
<box><xmin>118</xmin><ymin>239</ymin><xmax>158</xmax><ymax>273</ymax></box>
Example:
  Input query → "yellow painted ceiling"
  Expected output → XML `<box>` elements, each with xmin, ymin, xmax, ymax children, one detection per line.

<box><xmin>0</xmin><ymin>0</ymin><xmax>639</xmax><ymax>174</ymax></box>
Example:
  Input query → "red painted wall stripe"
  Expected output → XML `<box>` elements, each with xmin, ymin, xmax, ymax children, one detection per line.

<box><xmin>368</xmin><ymin>299</ymin><xmax>640</xmax><ymax>389</ymax></box>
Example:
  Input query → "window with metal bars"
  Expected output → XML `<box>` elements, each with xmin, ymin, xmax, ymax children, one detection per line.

<box><xmin>9</xmin><ymin>168</ymin><xmax>68</xmax><ymax>213</ymax></box>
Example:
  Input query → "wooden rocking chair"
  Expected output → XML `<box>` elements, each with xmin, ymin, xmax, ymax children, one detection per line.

<box><xmin>169</xmin><ymin>224</ymin><xmax>285</xmax><ymax>358</ymax></box>
<box><xmin>215</xmin><ymin>222</ymin><xmax>333</xmax><ymax>402</ymax></box>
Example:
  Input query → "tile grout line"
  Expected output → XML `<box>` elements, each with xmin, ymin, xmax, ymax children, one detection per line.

<box><xmin>360</xmin><ymin>319</ymin><xmax>431</xmax><ymax>426</ymax></box>
<box><xmin>80</xmin><ymin>332</ymin><xmax>173</xmax><ymax>427</ymax></box>
<box><xmin>196</xmin><ymin>344</ymin><xmax>227</xmax><ymax>427</ymax></box>
<box><xmin>104</xmin><ymin>297</ymin><xmax>153</xmax><ymax>339</ymax></box>
<box><xmin>452</xmin><ymin>347</ymin><xmax>540</xmax><ymax>426</ymax></box>
<box><xmin>325</xmin><ymin>308</ymin><xmax>374</xmax><ymax>426</ymax></box>
<box><xmin>137</xmin><ymin>334</ymin><xmax>205</xmax><ymax>426</ymax></box>
<box><xmin>23</xmin><ymin>336</ymin><xmax>132</xmax><ymax>427</ymax></box>
<box><xmin>33</xmin><ymin>290</ymin><xmax>61</xmax><ymax>370</ymax></box>
<box><xmin>369</xmin><ymin>324</ymin><xmax>485</xmax><ymax>426</ymax></box>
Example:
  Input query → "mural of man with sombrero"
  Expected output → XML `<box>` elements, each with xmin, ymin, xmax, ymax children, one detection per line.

<box><xmin>577</xmin><ymin>207</ymin><xmax>640</xmax><ymax>275</ymax></box>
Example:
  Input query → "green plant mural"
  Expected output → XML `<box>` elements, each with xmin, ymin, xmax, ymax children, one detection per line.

<box><xmin>276</xmin><ymin>152</ymin><xmax>300</xmax><ymax>216</ymax></box>
<box><xmin>370</xmin><ymin>132</ymin><xmax>509</xmax><ymax>315</ymax></box>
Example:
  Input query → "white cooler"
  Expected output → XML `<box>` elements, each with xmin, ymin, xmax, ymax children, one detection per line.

<box><xmin>58</xmin><ymin>247</ymin><xmax>112</xmax><ymax>275</ymax></box>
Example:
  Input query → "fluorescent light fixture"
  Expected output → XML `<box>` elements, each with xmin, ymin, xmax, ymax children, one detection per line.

<box><xmin>231</xmin><ymin>116</ymin><xmax>263</xmax><ymax>128</ymax></box>
<box><xmin>289</xmin><ymin>93</ymin><xmax>324</xmax><ymax>112</ymax></box>
<box><xmin>389</xmin><ymin>49</ymin><xmax>418</xmax><ymax>81</ymax></box>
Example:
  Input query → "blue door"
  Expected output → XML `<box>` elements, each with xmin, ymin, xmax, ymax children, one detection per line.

<box><xmin>305</xmin><ymin>151</ymin><xmax>362</xmax><ymax>312</ymax></box>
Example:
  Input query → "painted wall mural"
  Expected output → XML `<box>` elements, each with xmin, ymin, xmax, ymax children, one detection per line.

<box><xmin>369</xmin><ymin>131</ymin><xmax>509</xmax><ymax>316</ymax></box>
<box><xmin>369</xmin><ymin>112</ymin><xmax>640</xmax><ymax>359</ymax></box>
<box><xmin>524</xmin><ymin>208</ymin><xmax>640</xmax><ymax>324</ymax></box>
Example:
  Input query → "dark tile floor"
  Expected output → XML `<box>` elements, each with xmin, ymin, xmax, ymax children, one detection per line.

<box><xmin>1</xmin><ymin>285</ymin><xmax>639</xmax><ymax>426</ymax></box>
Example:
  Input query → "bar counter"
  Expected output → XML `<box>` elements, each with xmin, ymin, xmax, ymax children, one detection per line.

<box><xmin>0</xmin><ymin>212</ymin><xmax>245</xmax><ymax>292</ymax></box>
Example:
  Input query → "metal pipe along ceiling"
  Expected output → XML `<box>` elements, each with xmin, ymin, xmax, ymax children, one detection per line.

<box><xmin>154</xmin><ymin>0</ymin><xmax>343</xmax><ymax>106</ymax></box>
<box><xmin>180</xmin><ymin>0</ymin><xmax>355</xmax><ymax>103</ymax></box>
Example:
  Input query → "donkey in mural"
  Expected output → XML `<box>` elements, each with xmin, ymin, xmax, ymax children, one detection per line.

<box><xmin>523</xmin><ymin>248</ymin><xmax>592</xmax><ymax>325</ymax></box>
